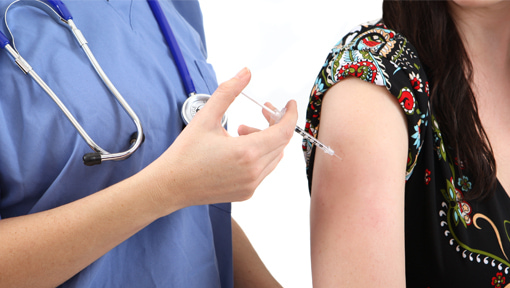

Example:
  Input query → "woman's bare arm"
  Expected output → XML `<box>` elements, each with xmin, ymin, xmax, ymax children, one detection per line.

<box><xmin>310</xmin><ymin>77</ymin><xmax>408</xmax><ymax>287</ymax></box>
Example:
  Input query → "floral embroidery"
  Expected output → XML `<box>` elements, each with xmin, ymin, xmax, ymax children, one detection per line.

<box><xmin>454</xmin><ymin>157</ymin><xmax>466</xmax><ymax>170</ymax></box>
<box><xmin>458</xmin><ymin>176</ymin><xmax>472</xmax><ymax>192</ymax></box>
<box><xmin>492</xmin><ymin>272</ymin><xmax>506</xmax><ymax>287</ymax></box>
<box><xmin>411</xmin><ymin>120</ymin><xmax>422</xmax><ymax>150</ymax></box>
<box><xmin>311</xmin><ymin>78</ymin><xmax>325</xmax><ymax>97</ymax></box>
<box><xmin>442</xmin><ymin>177</ymin><xmax>473</xmax><ymax>227</ymax></box>
<box><xmin>336</xmin><ymin>60</ymin><xmax>378</xmax><ymax>83</ymax></box>
<box><xmin>431</xmin><ymin>116</ymin><xmax>447</xmax><ymax>161</ymax></box>
<box><xmin>409</xmin><ymin>71</ymin><xmax>423</xmax><ymax>92</ymax></box>
<box><xmin>425</xmin><ymin>169</ymin><xmax>431</xmax><ymax>185</ymax></box>
<box><xmin>398</xmin><ymin>87</ymin><xmax>416</xmax><ymax>114</ymax></box>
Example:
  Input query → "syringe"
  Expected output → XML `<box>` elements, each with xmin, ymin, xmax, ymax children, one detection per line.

<box><xmin>241</xmin><ymin>92</ymin><xmax>342</xmax><ymax>160</ymax></box>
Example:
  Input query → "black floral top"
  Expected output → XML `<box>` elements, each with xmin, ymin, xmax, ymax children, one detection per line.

<box><xmin>303</xmin><ymin>21</ymin><xmax>510</xmax><ymax>287</ymax></box>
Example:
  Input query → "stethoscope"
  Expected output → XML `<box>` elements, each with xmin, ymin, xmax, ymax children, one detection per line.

<box><xmin>0</xmin><ymin>0</ymin><xmax>223</xmax><ymax>166</ymax></box>
<box><xmin>147</xmin><ymin>0</ymin><xmax>227</xmax><ymax>128</ymax></box>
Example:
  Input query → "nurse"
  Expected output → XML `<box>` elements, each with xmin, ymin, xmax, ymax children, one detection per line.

<box><xmin>0</xmin><ymin>1</ymin><xmax>296</xmax><ymax>287</ymax></box>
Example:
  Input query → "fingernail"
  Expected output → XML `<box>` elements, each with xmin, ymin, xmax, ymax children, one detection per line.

<box><xmin>234</xmin><ymin>67</ymin><xmax>250</xmax><ymax>81</ymax></box>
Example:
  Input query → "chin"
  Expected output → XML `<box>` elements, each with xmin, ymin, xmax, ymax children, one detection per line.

<box><xmin>452</xmin><ymin>0</ymin><xmax>505</xmax><ymax>8</ymax></box>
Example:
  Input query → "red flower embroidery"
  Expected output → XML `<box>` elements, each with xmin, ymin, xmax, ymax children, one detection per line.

<box><xmin>362</xmin><ymin>38</ymin><xmax>380</xmax><ymax>47</ymax></box>
<box><xmin>409</xmin><ymin>72</ymin><xmax>423</xmax><ymax>92</ymax></box>
<box><xmin>454</xmin><ymin>157</ymin><xmax>466</xmax><ymax>170</ymax></box>
<box><xmin>424</xmin><ymin>169</ymin><xmax>431</xmax><ymax>185</ymax></box>
<box><xmin>492</xmin><ymin>272</ymin><xmax>506</xmax><ymax>287</ymax></box>
<box><xmin>398</xmin><ymin>88</ymin><xmax>415</xmax><ymax>113</ymax></box>
<box><xmin>338</xmin><ymin>61</ymin><xmax>378</xmax><ymax>83</ymax></box>
<box><xmin>411</xmin><ymin>78</ymin><xmax>420</xmax><ymax>90</ymax></box>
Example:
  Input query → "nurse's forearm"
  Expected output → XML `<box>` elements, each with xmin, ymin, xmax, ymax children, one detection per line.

<box><xmin>232</xmin><ymin>218</ymin><xmax>282</xmax><ymax>288</ymax></box>
<box><xmin>0</xmin><ymin>168</ymin><xmax>176</xmax><ymax>288</ymax></box>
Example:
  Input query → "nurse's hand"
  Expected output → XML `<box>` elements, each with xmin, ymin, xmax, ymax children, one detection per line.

<box><xmin>0</xmin><ymin>68</ymin><xmax>294</xmax><ymax>288</ymax></box>
<box><xmin>146</xmin><ymin>68</ymin><xmax>298</xmax><ymax>216</ymax></box>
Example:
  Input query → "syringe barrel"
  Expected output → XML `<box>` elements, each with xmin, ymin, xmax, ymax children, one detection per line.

<box><xmin>295</xmin><ymin>126</ymin><xmax>335</xmax><ymax>155</ymax></box>
<box><xmin>295</xmin><ymin>126</ymin><xmax>312</xmax><ymax>140</ymax></box>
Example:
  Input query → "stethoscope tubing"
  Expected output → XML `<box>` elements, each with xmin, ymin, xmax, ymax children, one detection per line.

<box><xmin>66</xmin><ymin>18</ymin><xmax>144</xmax><ymax>162</ymax></box>
<box><xmin>0</xmin><ymin>0</ymin><xmax>224</xmax><ymax>165</ymax></box>
<box><xmin>147</xmin><ymin>0</ymin><xmax>196</xmax><ymax>97</ymax></box>
<box><xmin>1</xmin><ymin>0</ymin><xmax>144</xmax><ymax>165</ymax></box>
<box><xmin>48</xmin><ymin>0</ymin><xmax>145</xmax><ymax>163</ymax></box>
<box><xmin>0</xmin><ymin>30</ymin><xmax>8</xmax><ymax>49</ymax></box>
<box><xmin>148</xmin><ymin>0</ymin><xmax>227</xmax><ymax>127</ymax></box>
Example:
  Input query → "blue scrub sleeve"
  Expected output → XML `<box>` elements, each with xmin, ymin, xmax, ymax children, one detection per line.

<box><xmin>209</xmin><ymin>203</ymin><xmax>233</xmax><ymax>287</ymax></box>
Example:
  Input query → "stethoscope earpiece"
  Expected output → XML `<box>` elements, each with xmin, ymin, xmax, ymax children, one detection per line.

<box><xmin>83</xmin><ymin>153</ymin><xmax>102</xmax><ymax>166</ymax></box>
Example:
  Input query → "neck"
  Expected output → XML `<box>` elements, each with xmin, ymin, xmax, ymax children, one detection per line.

<box><xmin>449</xmin><ymin>2</ymin><xmax>510</xmax><ymax>73</ymax></box>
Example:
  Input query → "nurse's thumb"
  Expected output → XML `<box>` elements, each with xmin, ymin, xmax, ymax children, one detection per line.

<box><xmin>203</xmin><ymin>68</ymin><xmax>251</xmax><ymax>125</ymax></box>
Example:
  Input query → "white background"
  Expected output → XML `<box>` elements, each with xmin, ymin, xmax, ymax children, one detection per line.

<box><xmin>201</xmin><ymin>1</ymin><xmax>382</xmax><ymax>287</ymax></box>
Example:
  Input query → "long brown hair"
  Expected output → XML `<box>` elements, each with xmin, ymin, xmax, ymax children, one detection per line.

<box><xmin>382</xmin><ymin>0</ymin><xmax>496</xmax><ymax>200</ymax></box>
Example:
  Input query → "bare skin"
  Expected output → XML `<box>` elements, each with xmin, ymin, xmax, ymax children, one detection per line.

<box><xmin>310</xmin><ymin>77</ymin><xmax>408</xmax><ymax>287</ymax></box>
<box><xmin>449</xmin><ymin>0</ymin><xmax>510</xmax><ymax>194</ymax></box>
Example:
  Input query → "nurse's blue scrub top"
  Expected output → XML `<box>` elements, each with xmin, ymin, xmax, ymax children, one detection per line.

<box><xmin>0</xmin><ymin>1</ymin><xmax>233</xmax><ymax>287</ymax></box>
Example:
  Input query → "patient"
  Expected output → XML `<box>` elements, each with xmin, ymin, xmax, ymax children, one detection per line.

<box><xmin>303</xmin><ymin>0</ymin><xmax>510</xmax><ymax>286</ymax></box>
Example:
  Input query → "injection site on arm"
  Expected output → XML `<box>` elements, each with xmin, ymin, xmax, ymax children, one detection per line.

<box><xmin>240</xmin><ymin>92</ymin><xmax>342</xmax><ymax>160</ymax></box>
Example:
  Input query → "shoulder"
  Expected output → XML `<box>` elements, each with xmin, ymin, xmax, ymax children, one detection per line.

<box><xmin>306</xmin><ymin>20</ymin><xmax>427</xmax><ymax>138</ymax></box>
<box><xmin>315</xmin><ymin>73</ymin><xmax>410</xmax><ymax>180</ymax></box>
<box><xmin>319</xmin><ymin>20</ymin><xmax>422</xmax><ymax>90</ymax></box>
<box><xmin>315</xmin><ymin>76</ymin><xmax>409</xmax><ymax>186</ymax></box>
<box><xmin>304</xmin><ymin>20</ymin><xmax>430</xmax><ymax>183</ymax></box>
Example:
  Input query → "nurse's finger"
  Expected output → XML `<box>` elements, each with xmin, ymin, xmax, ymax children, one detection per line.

<box><xmin>262</xmin><ymin>102</ymin><xmax>277</xmax><ymax>125</ymax></box>
<box><xmin>243</xmin><ymin>100</ymin><xmax>298</xmax><ymax>155</ymax></box>
<box><xmin>199</xmin><ymin>68</ymin><xmax>251</xmax><ymax>126</ymax></box>
<box><xmin>238</xmin><ymin>125</ymin><xmax>261</xmax><ymax>136</ymax></box>
<box><xmin>256</xmin><ymin>149</ymin><xmax>286</xmax><ymax>184</ymax></box>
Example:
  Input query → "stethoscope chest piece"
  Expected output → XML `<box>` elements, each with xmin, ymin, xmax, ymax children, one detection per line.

<box><xmin>181</xmin><ymin>93</ymin><xmax>227</xmax><ymax>127</ymax></box>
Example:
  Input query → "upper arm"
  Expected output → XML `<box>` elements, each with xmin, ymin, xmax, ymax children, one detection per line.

<box><xmin>310</xmin><ymin>77</ymin><xmax>408</xmax><ymax>287</ymax></box>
